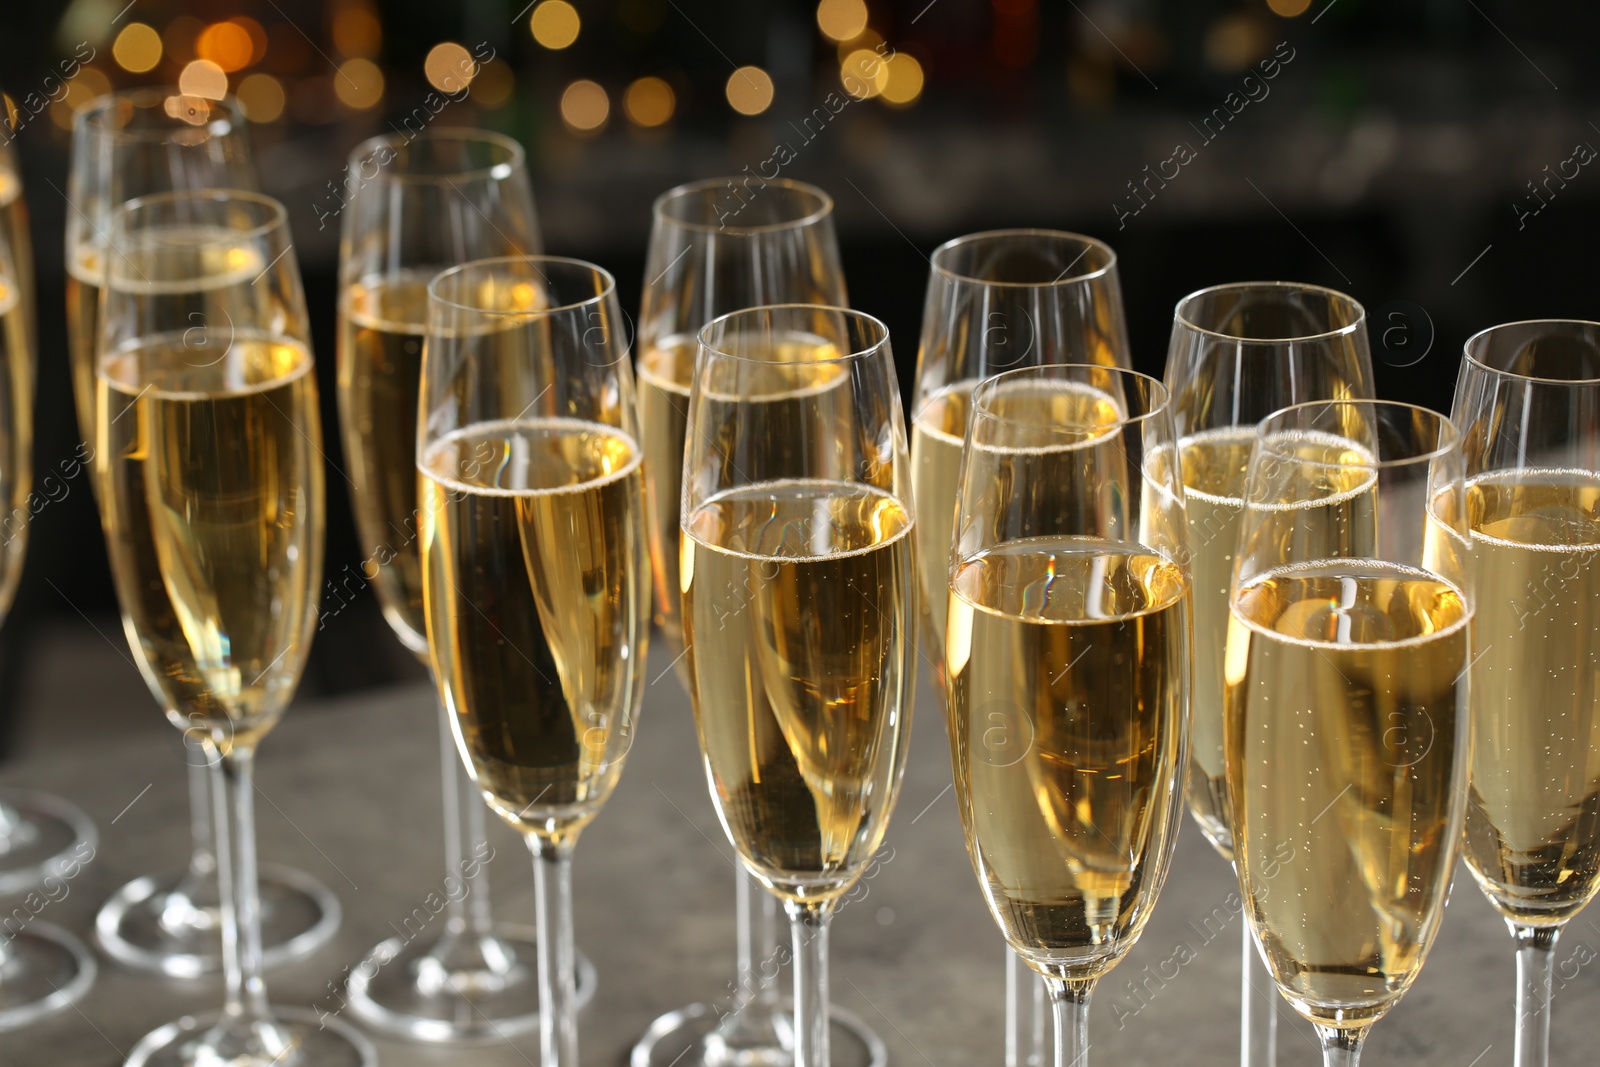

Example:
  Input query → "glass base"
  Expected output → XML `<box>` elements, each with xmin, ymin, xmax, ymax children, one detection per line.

<box><xmin>0</xmin><ymin>789</ymin><xmax>97</xmax><ymax>897</ymax></box>
<box><xmin>346</xmin><ymin>923</ymin><xmax>597</xmax><ymax>1043</ymax></box>
<box><xmin>96</xmin><ymin>863</ymin><xmax>340</xmax><ymax>978</ymax></box>
<box><xmin>0</xmin><ymin>922</ymin><xmax>97</xmax><ymax>1032</ymax></box>
<box><xmin>126</xmin><ymin>1006</ymin><xmax>375</xmax><ymax>1067</ymax></box>
<box><xmin>632</xmin><ymin>1001</ymin><xmax>887</xmax><ymax>1067</ymax></box>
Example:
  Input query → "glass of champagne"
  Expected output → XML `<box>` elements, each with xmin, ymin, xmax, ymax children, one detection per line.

<box><xmin>419</xmin><ymin>255</ymin><xmax>649</xmax><ymax>1067</ymax></box>
<box><xmin>69</xmin><ymin>88</ymin><xmax>337</xmax><ymax>978</ymax></box>
<box><xmin>681</xmin><ymin>305</ymin><xmax>916</xmax><ymax>1067</ymax></box>
<box><xmin>909</xmin><ymin>230</ymin><xmax>1130</xmax><ymax>1067</ymax></box>
<box><xmin>1226</xmin><ymin>399</ymin><xmax>1471</xmax><ymax>1067</ymax></box>
<box><xmin>1163</xmin><ymin>281</ymin><xmax>1375</xmax><ymax>1067</ymax></box>
<box><xmin>633</xmin><ymin>179</ymin><xmax>882</xmax><ymax>1067</ymax></box>
<box><xmin>0</xmin><ymin>141</ymin><xmax>98</xmax><ymax>1032</ymax></box>
<box><xmin>1451</xmin><ymin>321</ymin><xmax>1600</xmax><ymax>1067</ymax></box>
<box><xmin>98</xmin><ymin>189</ymin><xmax>372</xmax><ymax>1067</ymax></box>
<box><xmin>946</xmin><ymin>364</ymin><xmax>1191</xmax><ymax>1067</ymax></box>
<box><xmin>335</xmin><ymin>126</ymin><xmax>577</xmax><ymax>1042</ymax></box>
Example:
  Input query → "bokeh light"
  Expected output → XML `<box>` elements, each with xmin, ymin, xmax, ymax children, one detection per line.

<box><xmin>237</xmin><ymin>72</ymin><xmax>285</xmax><ymax>122</ymax></box>
<box><xmin>333</xmin><ymin>7</ymin><xmax>382</xmax><ymax>57</ymax></box>
<box><xmin>560</xmin><ymin>79</ymin><xmax>609</xmax><ymax>133</ymax></box>
<box><xmin>335</xmin><ymin>58</ymin><xmax>384</xmax><ymax>109</ymax></box>
<box><xmin>816</xmin><ymin>0</ymin><xmax>869</xmax><ymax>42</ymax></box>
<box><xmin>112</xmin><ymin>23</ymin><xmax>163</xmax><ymax>73</ymax></box>
<box><xmin>841</xmin><ymin>49</ymin><xmax>889</xmax><ymax>98</ymax></box>
<box><xmin>725</xmin><ymin>66</ymin><xmax>774</xmax><ymax>116</ymax></box>
<box><xmin>880</xmin><ymin>53</ymin><xmax>924</xmax><ymax>106</ymax></box>
<box><xmin>531</xmin><ymin>1</ymin><xmax>581</xmax><ymax>50</ymax></box>
<box><xmin>178</xmin><ymin>59</ymin><xmax>229</xmax><ymax>101</ymax></box>
<box><xmin>424</xmin><ymin>42</ymin><xmax>476</xmax><ymax>94</ymax></box>
<box><xmin>1267</xmin><ymin>0</ymin><xmax>1312</xmax><ymax>14</ymax></box>
<box><xmin>472</xmin><ymin>59</ymin><xmax>515</xmax><ymax>108</ymax></box>
<box><xmin>196</xmin><ymin>20</ymin><xmax>254</xmax><ymax>72</ymax></box>
<box><xmin>624</xmin><ymin>76</ymin><xmax>675</xmax><ymax>127</ymax></box>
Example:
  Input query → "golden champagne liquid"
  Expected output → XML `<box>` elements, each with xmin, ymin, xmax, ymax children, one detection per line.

<box><xmin>421</xmin><ymin>419</ymin><xmax>649</xmax><ymax>843</ymax></box>
<box><xmin>911</xmin><ymin>379</ymin><xmax>1123</xmax><ymax>667</ymax></box>
<box><xmin>1175</xmin><ymin>427</ymin><xmax>1255</xmax><ymax>858</ymax></box>
<box><xmin>99</xmin><ymin>334</ymin><xmax>324</xmax><ymax>752</ymax></box>
<box><xmin>0</xmin><ymin>276</ymin><xmax>33</xmax><ymax>619</ymax></box>
<box><xmin>65</xmin><ymin>243</ymin><xmax>102</xmax><ymax>449</ymax></box>
<box><xmin>636</xmin><ymin>335</ymin><xmax>694</xmax><ymax>662</ymax></box>
<box><xmin>638</xmin><ymin>334</ymin><xmax>848</xmax><ymax>681</ymax></box>
<box><xmin>681</xmin><ymin>480</ymin><xmax>915</xmax><ymax>901</ymax></box>
<box><xmin>1226</xmin><ymin>563</ymin><xmax>1468</xmax><ymax>1028</ymax></box>
<box><xmin>1462</xmin><ymin>470</ymin><xmax>1600</xmax><ymax>926</ymax></box>
<box><xmin>0</xmin><ymin>167</ymin><xmax>33</xmax><ymax>349</ymax></box>
<box><xmin>947</xmin><ymin>539</ymin><xmax>1189</xmax><ymax>979</ymax></box>
<box><xmin>336</xmin><ymin>270</ymin><xmax>430</xmax><ymax>654</ymax></box>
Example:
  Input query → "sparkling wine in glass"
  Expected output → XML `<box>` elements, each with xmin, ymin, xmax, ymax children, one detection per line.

<box><xmin>1226</xmin><ymin>398</ymin><xmax>1471</xmax><ymax>1067</ymax></box>
<box><xmin>98</xmin><ymin>189</ymin><xmax>372</xmax><ymax>1067</ymax></box>
<box><xmin>1163</xmin><ymin>281</ymin><xmax>1375</xmax><ymax>1067</ymax></box>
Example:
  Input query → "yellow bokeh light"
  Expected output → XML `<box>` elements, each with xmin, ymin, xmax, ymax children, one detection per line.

<box><xmin>624</xmin><ymin>76</ymin><xmax>675</xmax><ymax>127</ymax></box>
<box><xmin>424</xmin><ymin>42</ymin><xmax>476</xmax><ymax>94</ymax></box>
<box><xmin>178</xmin><ymin>60</ymin><xmax>229</xmax><ymax>101</ymax></box>
<box><xmin>238</xmin><ymin>72</ymin><xmax>286</xmax><ymax>122</ymax></box>
<box><xmin>333</xmin><ymin>7</ymin><xmax>382</xmax><ymax>58</ymax></box>
<box><xmin>725</xmin><ymin>66</ymin><xmax>774</xmax><ymax>116</ymax></box>
<box><xmin>1267</xmin><ymin>0</ymin><xmax>1312</xmax><ymax>14</ymax></box>
<box><xmin>560</xmin><ymin>79</ymin><xmax>609</xmax><ymax>133</ymax></box>
<box><xmin>335</xmin><ymin>58</ymin><xmax>384</xmax><ymax>109</ymax></box>
<box><xmin>880</xmin><ymin>53</ymin><xmax>924</xmax><ymax>106</ymax></box>
<box><xmin>196</xmin><ymin>20</ymin><xmax>255</xmax><ymax>72</ymax></box>
<box><xmin>840</xmin><ymin>49</ymin><xmax>889</xmax><ymax>98</ymax></box>
<box><xmin>74</xmin><ymin>66</ymin><xmax>111</xmax><ymax>102</ymax></box>
<box><xmin>531</xmin><ymin>1</ymin><xmax>581</xmax><ymax>50</ymax></box>
<box><xmin>112</xmin><ymin>23</ymin><xmax>163</xmax><ymax>73</ymax></box>
<box><xmin>816</xmin><ymin>0</ymin><xmax>869</xmax><ymax>42</ymax></box>
<box><xmin>471</xmin><ymin>59</ymin><xmax>515</xmax><ymax>108</ymax></box>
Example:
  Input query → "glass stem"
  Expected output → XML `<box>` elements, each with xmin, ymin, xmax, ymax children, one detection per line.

<box><xmin>1242</xmin><ymin>921</ymin><xmax>1277</xmax><ymax>1067</ymax></box>
<box><xmin>785</xmin><ymin>897</ymin><xmax>835</xmax><ymax>1067</ymax></box>
<box><xmin>1511</xmin><ymin>922</ymin><xmax>1560</xmax><ymax>1067</ymax></box>
<box><xmin>438</xmin><ymin>695</ymin><xmax>493</xmax><ymax>937</ymax></box>
<box><xmin>1313</xmin><ymin>1024</ymin><xmax>1367</xmax><ymax>1067</ymax></box>
<box><xmin>214</xmin><ymin>746</ymin><xmax>271</xmax><ymax>1023</ymax></box>
<box><xmin>1032</xmin><ymin>973</ymin><xmax>1047</xmax><ymax>1066</ymax></box>
<box><xmin>1043</xmin><ymin>975</ymin><xmax>1092</xmax><ymax>1067</ymax></box>
<box><xmin>1005</xmin><ymin>948</ymin><xmax>1022</xmax><ymax>1067</ymax></box>
<box><xmin>530</xmin><ymin>834</ymin><xmax>578</xmax><ymax>1067</ymax></box>
<box><xmin>185</xmin><ymin>734</ymin><xmax>217</xmax><ymax>880</ymax></box>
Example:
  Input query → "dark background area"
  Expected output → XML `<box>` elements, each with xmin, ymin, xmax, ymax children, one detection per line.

<box><xmin>0</xmin><ymin>0</ymin><xmax>1595</xmax><ymax>753</ymax></box>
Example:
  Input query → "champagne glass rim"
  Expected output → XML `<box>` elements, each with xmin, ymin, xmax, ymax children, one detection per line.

<box><xmin>1174</xmin><ymin>280</ymin><xmax>1366</xmax><ymax>343</ymax></box>
<box><xmin>1255</xmin><ymin>398</ymin><xmax>1460</xmax><ymax>469</ymax></box>
<box><xmin>971</xmin><ymin>363</ymin><xmax>1170</xmax><ymax>429</ymax></box>
<box><xmin>113</xmin><ymin>186</ymin><xmax>286</xmax><ymax>240</ymax></box>
<box><xmin>929</xmin><ymin>228</ymin><xmax>1117</xmax><ymax>287</ymax></box>
<box><xmin>697</xmin><ymin>303</ymin><xmax>887</xmax><ymax>365</ymax></box>
<box><xmin>1462</xmin><ymin>318</ymin><xmax>1600</xmax><ymax>385</ymax></box>
<box><xmin>346</xmin><ymin>126</ymin><xmax>526</xmax><ymax>184</ymax></box>
<box><xmin>76</xmin><ymin>87</ymin><xmax>246</xmax><ymax>142</ymax></box>
<box><xmin>427</xmin><ymin>254</ymin><xmax>617</xmax><ymax>316</ymax></box>
<box><xmin>652</xmin><ymin>177</ymin><xmax>833</xmax><ymax>235</ymax></box>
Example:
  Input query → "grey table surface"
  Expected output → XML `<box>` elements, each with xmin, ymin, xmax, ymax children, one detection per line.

<box><xmin>3</xmin><ymin>652</ymin><xmax>1597</xmax><ymax>1067</ymax></box>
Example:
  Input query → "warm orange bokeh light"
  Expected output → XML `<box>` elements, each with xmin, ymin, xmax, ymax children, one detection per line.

<box><xmin>725</xmin><ymin>66</ymin><xmax>774</xmax><ymax>115</ymax></box>
<box><xmin>424</xmin><ymin>42</ymin><xmax>477</xmax><ymax>94</ymax></box>
<box><xmin>112</xmin><ymin>23</ymin><xmax>163</xmax><ymax>73</ymax></box>
<box><xmin>336</xmin><ymin>58</ymin><xmax>384</xmax><ymax>109</ymax></box>
<box><xmin>560</xmin><ymin>79</ymin><xmax>609</xmax><ymax>133</ymax></box>
<box><xmin>196</xmin><ymin>20</ymin><xmax>255</xmax><ymax>73</ymax></box>
<box><xmin>178</xmin><ymin>59</ymin><xmax>230</xmax><ymax>101</ymax></box>
<box><xmin>333</xmin><ymin>7</ymin><xmax>383</xmax><ymax>58</ymax></box>
<box><xmin>237</xmin><ymin>73</ymin><xmax>286</xmax><ymax>122</ymax></box>
<box><xmin>624</xmin><ymin>76</ymin><xmax>675</xmax><ymax>127</ymax></box>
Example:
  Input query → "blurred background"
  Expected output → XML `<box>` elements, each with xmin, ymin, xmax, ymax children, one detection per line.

<box><xmin>0</xmin><ymin>0</ymin><xmax>1594</xmax><ymax>754</ymax></box>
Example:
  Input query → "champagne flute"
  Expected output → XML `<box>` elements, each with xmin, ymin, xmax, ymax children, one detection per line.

<box><xmin>1163</xmin><ymin>281</ymin><xmax>1375</xmax><ymax>1067</ymax></box>
<box><xmin>335</xmin><ymin>127</ymin><xmax>581</xmax><ymax>1042</ymax></box>
<box><xmin>908</xmin><ymin>230</ymin><xmax>1130</xmax><ymax>1066</ymax></box>
<box><xmin>420</xmin><ymin>255</ymin><xmax>649</xmax><ymax>1067</ymax></box>
<box><xmin>946</xmin><ymin>364</ymin><xmax>1191</xmax><ymax>1067</ymax></box>
<box><xmin>633</xmin><ymin>179</ymin><xmax>882</xmax><ymax>1067</ymax></box>
<box><xmin>681</xmin><ymin>305</ymin><xmax>916</xmax><ymax>1067</ymax></box>
<box><xmin>98</xmin><ymin>189</ymin><xmax>371</xmax><ymax>1066</ymax></box>
<box><xmin>1226</xmin><ymin>399</ymin><xmax>1471</xmax><ymax>1067</ymax></box>
<box><xmin>1451</xmin><ymin>321</ymin><xmax>1600</xmax><ymax>1067</ymax></box>
<box><xmin>69</xmin><ymin>88</ymin><xmax>337</xmax><ymax>978</ymax></box>
<box><xmin>0</xmin><ymin>139</ymin><xmax>97</xmax><ymax>1032</ymax></box>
